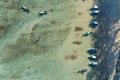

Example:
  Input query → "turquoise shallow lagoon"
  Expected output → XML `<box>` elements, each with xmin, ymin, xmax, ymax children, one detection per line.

<box><xmin>0</xmin><ymin>0</ymin><xmax>94</xmax><ymax>80</ymax></box>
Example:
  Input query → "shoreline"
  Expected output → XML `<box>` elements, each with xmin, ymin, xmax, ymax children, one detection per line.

<box><xmin>92</xmin><ymin>0</ymin><xmax>120</xmax><ymax>80</ymax></box>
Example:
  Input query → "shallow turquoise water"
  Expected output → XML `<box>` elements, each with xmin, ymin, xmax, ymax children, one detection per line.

<box><xmin>0</xmin><ymin>0</ymin><xmax>78</xmax><ymax>80</ymax></box>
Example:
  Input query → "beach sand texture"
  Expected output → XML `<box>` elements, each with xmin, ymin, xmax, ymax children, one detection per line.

<box><xmin>0</xmin><ymin>0</ymin><xmax>94</xmax><ymax>80</ymax></box>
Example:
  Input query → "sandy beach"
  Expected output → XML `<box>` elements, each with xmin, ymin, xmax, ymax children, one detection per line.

<box><xmin>0</xmin><ymin>0</ymin><xmax>95</xmax><ymax>80</ymax></box>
